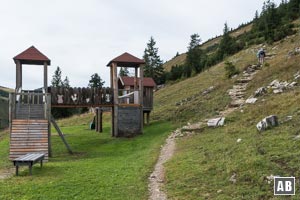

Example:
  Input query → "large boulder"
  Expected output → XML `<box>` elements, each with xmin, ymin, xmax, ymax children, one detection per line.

<box><xmin>256</xmin><ymin>115</ymin><xmax>279</xmax><ymax>132</ymax></box>
<box><xmin>207</xmin><ymin>117</ymin><xmax>225</xmax><ymax>127</ymax></box>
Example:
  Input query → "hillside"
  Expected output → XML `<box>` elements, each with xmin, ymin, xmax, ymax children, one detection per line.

<box><xmin>153</xmin><ymin>25</ymin><xmax>300</xmax><ymax>198</ymax></box>
<box><xmin>163</xmin><ymin>23</ymin><xmax>253</xmax><ymax>72</ymax></box>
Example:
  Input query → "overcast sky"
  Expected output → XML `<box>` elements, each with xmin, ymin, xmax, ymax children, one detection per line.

<box><xmin>0</xmin><ymin>0</ymin><xmax>282</xmax><ymax>89</ymax></box>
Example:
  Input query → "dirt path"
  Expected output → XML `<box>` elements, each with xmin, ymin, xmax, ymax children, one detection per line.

<box><xmin>148</xmin><ymin>129</ymin><xmax>180</xmax><ymax>200</ymax></box>
<box><xmin>0</xmin><ymin>168</ymin><xmax>14</xmax><ymax>180</ymax></box>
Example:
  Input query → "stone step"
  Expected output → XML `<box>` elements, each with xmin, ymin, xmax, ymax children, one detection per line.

<box><xmin>230</xmin><ymin>99</ymin><xmax>245</xmax><ymax>107</ymax></box>
<box><xmin>235</xmin><ymin>78</ymin><xmax>252</xmax><ymax>83</ymax></box>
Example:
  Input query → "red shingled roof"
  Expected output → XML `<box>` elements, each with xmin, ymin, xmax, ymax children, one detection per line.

<box><xmin>119</xmin><ymin>76</ymin><xmax>156</xmax><ymax>87</ymax></box>
<box><xmin>13</xmin><ymin>46</ymin><xmax>51</xmax><ymax>65</ymax></box>
<box><xmin>107</xmin><ymin>52</ymin><xmax>145</xmax><ymax>67</ymax></box>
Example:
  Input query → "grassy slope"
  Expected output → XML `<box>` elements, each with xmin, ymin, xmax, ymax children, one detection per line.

<box><xmin>0</xmin><ymin>113</ymin><xmax>173</xmax><ymax>199</ymax></box>
<box><xmin>153</xmin><ymin>31</ymin><xmax>300</xmax><ymax>199</ymax></box>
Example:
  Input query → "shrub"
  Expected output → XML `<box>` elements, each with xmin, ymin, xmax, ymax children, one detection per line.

<box><xmin>224</xmin><ymin>61</ymin><xmax>239</xmax><ymax>78</ymax></box>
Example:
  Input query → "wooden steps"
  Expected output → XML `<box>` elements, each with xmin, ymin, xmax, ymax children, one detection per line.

<box><xmin>9</xmin><ymin>119</ymin><xmax>49</xmax><ymax>161</ymax></box>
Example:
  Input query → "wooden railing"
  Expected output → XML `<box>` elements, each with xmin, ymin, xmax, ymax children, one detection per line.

<box><xmin>9</xmin><ymin>92</ymin><xmax>51</xmax><ymax>121</ymax></box>
<box><xmin>118</xmin><ymin>89</ymin><xmax>139</xmax><ymax>104</ymax></box>
<box><xmin>50</xmin><ymin>87</ymin><xmax>113</xmax><ymax>107</ymax></box>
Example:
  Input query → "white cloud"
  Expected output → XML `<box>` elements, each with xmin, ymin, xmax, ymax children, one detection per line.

<box><xmin>0</xmin><ymin>0</ymin><xmax>282</xmax><ymax>89</ymax></box>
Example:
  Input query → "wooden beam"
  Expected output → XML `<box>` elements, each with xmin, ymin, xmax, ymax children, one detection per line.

<box><xmin>50</xmin><ymin>116</ymin><xmax>73</xmax><ymax>154</ymax></box>
<box><xmin>139</xmin><ymin>64</ymin><xmax>144</xmax><ymax>132</ymax></box>
<box><xmin>112</xmin><ymin>62</ymin><xmax>118</xmax><ymax>137</ymax></box>
<box><xmin>47</xmin><ymin>94</ymin><xmax>52</xmax><ymax>157</ymax></box>
<box><xmin>16</xmin><ymin>61</ymin><xmax>21</xmax><ymax>90</ymax></box>
<box><xmin>44</xmin><ymin>62</ymin><xmax>48</xmax><ymax>91</ymax></box>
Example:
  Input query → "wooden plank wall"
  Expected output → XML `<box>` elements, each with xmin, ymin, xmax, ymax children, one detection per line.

<box><xmin>9</xmin><ymin>119</ymin><xmax>49</xmax><ymax>161</ymax></box>
<box><xmin>50</xmin><ymin>87</ymin><xmax>113</xmax><ymax>106</ymax></box>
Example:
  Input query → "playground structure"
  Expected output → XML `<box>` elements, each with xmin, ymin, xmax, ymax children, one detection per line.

<box><xmin>9</xmin><ymin>46</ymin><xmax>152</xmax><ymax>161</ymax></box>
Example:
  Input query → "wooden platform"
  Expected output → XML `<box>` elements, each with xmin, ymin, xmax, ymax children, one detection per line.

<box><xmin>9</xmin><ymin>119</ymin><xmax>49</xmax><ymax>161</ymax></box>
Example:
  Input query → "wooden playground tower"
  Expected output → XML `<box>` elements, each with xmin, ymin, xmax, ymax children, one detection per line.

<box><xmin>9</xmin><ymin>46</ymin><xmax>147</xmax><ymax>161</ymax></box>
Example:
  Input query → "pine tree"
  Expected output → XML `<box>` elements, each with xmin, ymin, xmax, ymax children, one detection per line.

<box><xmin>88</xmin><ymin>73</ymin><xmax>105</xmax><ymax>88</ymax></box>
<box><xmin>185</xmin><ymin>33</ymin><xmax>206</xmax><ymax>75</ymax></box>
<box><xmin>287</xmin><ymin>0</ymin><xmax>300</xmax><ymax>20</ymax></box>
<box><xmin>119</xmin><ymin>67</ymin><xmax>129</xmax><ymax>77</ymax></box>
<box><xmin>62</xmin><ymin>76</ymin><xmax>70</xmax><ymax>88</ymax></box>
<box><xmin>143</xmin><ymin>37</ymin><xmax>164</xmax><ymax>84</ymax></box>
<box><xmin>51</xmin><ymin>66</ymin><xmax>63</xmax><ymax>87</ymax></box>
<box><xmin>217</xmin><ymin>23</ymin><xmax>237</xmax><ymax>59</ymax></box>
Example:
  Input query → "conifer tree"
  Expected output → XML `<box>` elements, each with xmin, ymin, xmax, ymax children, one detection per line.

<box><xmin>62</xmin><ymin>76</ymin><xmax>70</xmax><ymax>88</ymax></box>
<box><xmin>143</xmin><ymin>37</ymin><xmax>164</xmax><ymax>84</ymax></box>
<box><xmin>51</xmin><ymin>66</ymin><xmax>63</xmax><ymax>87</ymax></box>
<box><xmin>217</xmin><ymin>23</ymin><xmax>237</xmax><ymax>59</ymax></box>
<box><xmin>88</xmin><ymin>73</ymin><xmax>105</xmax><ymax>88</ymax></box>
<box><xmin>119</xmin><ymin>67</ymin><xmax>129</xmax><ymax>77</ymax></box>
<box><xmin>185</xmin><ymin>33</ymin><xmax>206</xmax><ymax>75</ymax></box>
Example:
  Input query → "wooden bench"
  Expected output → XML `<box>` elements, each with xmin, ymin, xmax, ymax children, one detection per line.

<box><xmin>13</xmin><ymin>153</ymin><xmax>45</xmax><ymax>176</ymax></box>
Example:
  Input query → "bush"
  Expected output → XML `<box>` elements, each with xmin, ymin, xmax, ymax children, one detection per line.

<box><xmin>224</xmin><ymin>61</ymin><xmax>239</xmax><ymax>78</ymax></box>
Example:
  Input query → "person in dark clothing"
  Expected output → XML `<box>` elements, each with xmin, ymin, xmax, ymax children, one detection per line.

<box><xmin>257</xmin><ymin>48</ymin><xmax>266</xmax><ymax>64</ymax></box>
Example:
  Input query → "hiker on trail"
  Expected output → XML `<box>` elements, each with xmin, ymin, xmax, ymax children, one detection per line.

<box><xmin>257</xmin><ymin>48</ymin><xmax>266</xmax><ymax>64</ymax></box>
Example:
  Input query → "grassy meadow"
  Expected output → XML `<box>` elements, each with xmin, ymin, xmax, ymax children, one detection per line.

<box><xmin>0</xmin><ymin>113</ymin><xmax>173</xmax><ymax>200</ymax></box>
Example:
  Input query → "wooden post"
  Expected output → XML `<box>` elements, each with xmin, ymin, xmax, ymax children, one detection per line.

<box><xmin>9</xmin><ymin>93</ymin><xmax>13</xmax><ymax>133</ymax></box>
<box><xmin>139</xmin><ymin>64</ymin><xmax>144</xmax><ymax>133</ymax></box>
<box><xmin>95</xmin><ymin>108</ymin><xmax>103</xmax><ymax>133</ymax></box>
<box><xmin>110</xmin><ymin>64</ymin><xmax>114</xmax><ymax>136</ymax></box>
<box><xmin>44</xmin><ymin>62</ymin><xmax>48</xmax><ymax>92</ymax></box>
<box><xmin>134</xmin><ymin>67</ymin><xmax>138</xmax><ymax>90</ymax></box>
<box><xmin>47</xmin><ymin>94</ymin><xmax>52</xmax><ymax>157</ymax></box>
<box><xmin>147</xmin><ymin>112</ymin><xmax>150</xmax><ymax>125</ymax></box>
<box><xmin>16</xmin><ymin>61</ymin><xmax>21</xmax><ymax>90</ymax></box>
<box><xmin>112</xmin><ymin>62</ymin><xmax>118</xmax><ymax>137</ymax></box>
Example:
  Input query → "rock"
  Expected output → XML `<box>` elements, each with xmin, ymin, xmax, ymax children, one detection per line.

<box><xmin>202</xmin><ymin>86</ymin><xmax>215</xmax><ymax>95</ymax></box>
<box><xmin>273</xmin><ymin>89</ymin><xmax>283</xmax><ymax>94</ymax></box>
<box><xmin>245</xmin><ymin>97</ymin><xmax>258</xmax><ymax>104</ymax></box>
<box><xmin>230</xmin><ymin>99</ymin><xmax>245</xmax><ymax>107</ymax></box>
<box><xmin>288</xmin><ymin>81</ymin><xmax>297</xmax><ymax>88</ymax></box>
<box><xmin>231</xmin><ymin>74</ymin><xmax>238</xmax><ymax>79</ymax></box>
<box><xmin>254</xmin><ymin>87</ymin><xmax>267</xmax><ymax>97</ymax></box>
<box><xmin>236</xmin><ymin>78</ymin><xmax>252</xmax><ymax>83</ymax></box>
<box><xmin>182</xmin><ymin>122</ymin><xmax>204</xmax><ymax>131</ymax></box>
<box><xmin>265</xmin><ymin>174</ymin><xmax>280</xmax><ymax>184</ymax></box>
<box><xmin>207</xmin><ymin>117</ymin><xmax>225</xmax><ymax>127</ymax></box>
<box><xmin>256</xmin><ymin>115</ymin><xmax>279</xmax><ymax>132</ymax></box>
<box><xmin>284</xmin><ymin>115</ymin><xmax>293</xmax><ymax>122</ymax></box>
<box><xmin>294</xmin><ymin>71</ymin><xmax>300</xmax><ymax>80</ymax></box>
<box><xmin>217</xmin><ymin>190</ymin><xmax>223</xmax><ymax>193</ymax></box>
<box><xmin>237</xmin><ymin>138</ymin><xmax>242</xmax><ymax>143</ymax></box>
<box><xmin>269</xmin><ymin>80</ymin><xmax>280</xmax><ymax>87</ymax></box>
<box><xmin>294</xmin><ymin>135</ymin><xmax>300</xmax><ymax>140</ymax></box>
<box><xmin>229</xmin><ymin>173</ymin><xmax>237</xmax><ymax>184</ymax></box>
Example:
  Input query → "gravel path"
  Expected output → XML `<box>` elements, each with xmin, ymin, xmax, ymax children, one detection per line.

<box><xmin>148</xmin><ymin>129</ymin><xmax>179</xmax><ymax>200</ymax></box>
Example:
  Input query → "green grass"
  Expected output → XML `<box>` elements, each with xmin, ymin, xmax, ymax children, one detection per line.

<box><xmin>0</xmin><ymin>113</ymin><xmax>173</xmax><ymax>200</ymax></box>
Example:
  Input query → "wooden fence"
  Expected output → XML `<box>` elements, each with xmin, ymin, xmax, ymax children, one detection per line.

<box><xmin>50</xmin><ymin>87</ymin><xmax>113</xmax><ymax>107</ymax></box>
